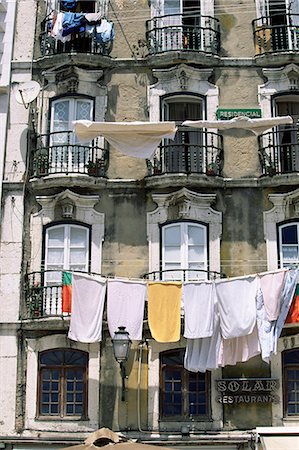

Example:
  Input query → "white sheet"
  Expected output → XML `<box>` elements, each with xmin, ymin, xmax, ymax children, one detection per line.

<box><xmin>73</xmin><ymin>120</ymin><xmax>177</xmax><ymax>158</ymax></box>
<box><xmin>107</xmin><ymin>278</ymin><xmax>146</xmax><ymax>341</ymax></box>
<box><xmin>183</xmin><ymin>281</ymin><xmax>215</xmax><ymax>338</ymax></box>
<box><xmin>68</xmin><ymin>273</ymin><xmax>106</xmax><ymax>343</ymax></box>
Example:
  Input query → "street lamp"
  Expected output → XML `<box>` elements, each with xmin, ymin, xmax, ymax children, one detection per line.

<box><xmin>112</xmin><ymin>326</ymin><xmax>132</xmax><ymax>401</ymax></box>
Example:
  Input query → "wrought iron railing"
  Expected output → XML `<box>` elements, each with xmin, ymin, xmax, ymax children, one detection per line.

<box><xmin>40</xmin><ymin>18</ymin><xmax>113</xmax><ymax>56</ymax></box>
<box><xmin>143</xmin><ymin>268</ymin><xmax>225</xmax><ymax>281</ymax></box>
<box><xmin>29</xmin><ymin>131</ymin><xmax>108</xmax><ymax>178</ymax></box>
<box><xmin>253</xmin><ymin>14</ymin><xmax>299</xmax><ymax>55</ymax></box>
<box><xmin>146</xmin><ymin>13</ymin><xmax>220</xmax><ymax>54</ymax></box>
<box><xmin>258</xmin><ymin>125</ymin><xmax>299</xmax><ymax>175</ymax></box>
<box><xmin>147</xmin><ymin>128</ymin><xmax>223</xmax><ymax>176</ymax></box>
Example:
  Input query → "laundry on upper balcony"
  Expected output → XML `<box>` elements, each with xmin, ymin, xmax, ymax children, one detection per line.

<box><xmin>49</xmin><ymin>11</ymin><xmax>115</xmax><ymax>44</ymax></box>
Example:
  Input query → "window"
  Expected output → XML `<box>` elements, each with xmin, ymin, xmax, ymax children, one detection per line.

<box><xmin>256</xmin><ymin>0</ymin><xmax>299</xmax><ymax>50</ymax></box>
<box><xmin>274</xmin><ymin>95</ymin><xmax>299</xmax><ymax>172</ymax></box>
<box><xmin>278</xmin><ymin>222</ymin><xmax>299</xmax><ymax>268</ymax></box>
<box><xmin>38</xmin><ymin>349</ymin><xmax>88</xmax><ymax>418</ymax></box>
<box><xmin>162</xmin><ymin>222</ymin><xmax>208</xmax><ymax>281</ymax></box>
<box><xmin>45</xmin><ymin>223</ymin><xmax>89</xmax><ymax>282</ymax></box>
<box><xmin>160</xmin><ymin>349</ymin><xmax>210</xmax><ymax>419</ymax></box>
<box><xmin>162</xmin><ymin>95</ymin><xmax>205</xmax><ymax>173</ymax></box>
<box><xmin>50</xmin><ymin>97</ymin><xmax>93</xmax><ymax>172</ymax></box>
<box><xmin>283</xmin><ymin>349</ymin><xmax>299</xmax><ymax>416</ymax></box>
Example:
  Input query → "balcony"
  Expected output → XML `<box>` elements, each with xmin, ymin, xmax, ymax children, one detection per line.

<box><xmin>258</xmin><ymin>125</ymin><xmax>299</xmax><ymax>175</ymax></box>
<box><xmin>253</xmin><ymin>14</ymin><xmax>299</xmax><ymax>56</ymax></box>
<box><xmin>29</xmin><ymin>131</ymin><xmax>108</xmax><ymax>178</ymax></box>
<box><xmin>24</xmin><ymin>270</ymin><xmax>70</xmax><ymax>319</ymax></box>
<box><xmin>40</xmin><ymin>17</ymin><xmax>113</xmax><ymax>57</ymax></box>
<box><xmin>147</xmin><ymin>128</ymin><xmax>223</xmax><ymax>176</ymax></box>
<box><xmin>146</xmin><ymin>13</ymin><xmax>220</xmax><ymax>55</ymax></box>
<box><xmin>144</xmin><ymin>268</ymin><xmax>225</xmax><ymax>281</ymax></box>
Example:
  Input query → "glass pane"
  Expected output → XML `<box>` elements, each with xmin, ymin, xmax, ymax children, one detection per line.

<box><xmin>164</xmin><ymin>246</ymin><xmax>181</xmax><ymax>261</ymax></box>
<box><xmin>188</xmin><ymin>225</ymin><xmax>205</xmax><ymax>245</ymax></box>
<box><xmin>76</xmin><ymin>101</ymin><xmax>92</xmax><ymax>121</ymax></box>
<box><xmin>164</xmin><ymin>0</ymin><xmax>180</xmax><ymax>15</ymax></box>
<box><xmin>47</xmin><ymin>249</ymin><xmax>64</xmax><ymax>264</ymax></box>
<box><xmin>188</xmin><ymin>245</ymin><xmax>205</xmax><ymax>261</ymax></box>
<box><xmin>69</xmin><ymin>249</ymin><xmax>87</xmax><ymax>265</ymax></box>
<box><xmin>53</xmin><ymin>101</ymin><xmax>70</xmax><ymax>134</ymax></box>
<box><xmin>48</xmin><ymin>227</ymin><xmax>64</xmax><ymax>246</ymax></box>
<box><xmin>164</xmin><ymin>226</ymin><xmax>181</xmax><ymax>245</ymax></box>
<box><xmin>282</xmin><ymin>246</ymin><xmax>299</xmax><ymax>261</ymax></box>
<box><xmin>282</xmin><ymin>225</ymin><xmax>298</xmax><ymax>244</ymax></box>
<box><xmin>70</xmin><ymin>227</ymin><xmax>88</xmax><ymax>247</ymax></box>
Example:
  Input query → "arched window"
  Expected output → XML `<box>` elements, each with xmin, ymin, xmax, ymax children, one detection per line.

<box><xmin>162</xmin><ymin>221</ymin><xmax>208</xmax><ymax>281</ymax></box>
<box><xmin>282</xmin><ymin>348</ymin><xmax>299</xmax><ymax>416</ymax></box>
<box><xmin>38</xmin><ymin>349</ymin><xmax>88</xmax><ymax>418</ymax></box>
<box><xmin>160</xmin><ymin>349</ymin><xmax>210</xmax><ymax>419</ymax></box>
<box><xmin>278</xmin><ymin>222</ymin><xmax>299</xmax><ymax>268</ymax></box>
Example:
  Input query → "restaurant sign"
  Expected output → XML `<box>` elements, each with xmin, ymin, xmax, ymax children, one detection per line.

<box><xmin>215</xmin><ymin>378</ymin><xmax>280</xmax><ymax>404</ymax></box>
<box><xmin>217</xmin><ymin>108</ymin><xmax>262</xmax><ymax>120</ymax></box>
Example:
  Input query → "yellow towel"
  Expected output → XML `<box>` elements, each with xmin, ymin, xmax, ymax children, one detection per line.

<box><xmin>147</xmin><ymin>281</ymin><xmax>182</xmax><ymax>343</ymax></box>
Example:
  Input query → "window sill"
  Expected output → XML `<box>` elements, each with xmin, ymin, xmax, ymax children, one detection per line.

<box><xmin>35</xmin><ymin>416</ymin><xmax>89</xmax><ymax>421</ymax></box>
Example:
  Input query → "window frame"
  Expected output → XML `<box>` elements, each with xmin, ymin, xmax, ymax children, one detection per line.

<box><xmin>277</xmin><ymin>220</ymin><xmax>299</xmax><ymax>268</ymax></box>
<box><xmin>159</xmin><ymin>348</ymin><xmax>211</xmax><ymax>421</ymax></box>
<box><xmin>37</xmin><ymin>348</ymin><xmax>89</xmax><ymax>420</ymax></box>
<box><xmin>282</xmin><ymin>348</ymin><xmax>299</xmax><ymax>417</ymax></box>
<box><xmin>43</xmin><ymin>220</ymin><xmax>91</xmax><ymax>273</ymax></box>
<box><xmin>160</xmin><ymin>220</ymin><xmax>209</xmax><ymax>281</ymax></box>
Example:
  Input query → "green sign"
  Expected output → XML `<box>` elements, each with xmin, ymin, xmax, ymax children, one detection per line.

<box><xmin>217</xmin><ymin>109</ymin><xmax>262</xmax><ymax>120</ymax></box>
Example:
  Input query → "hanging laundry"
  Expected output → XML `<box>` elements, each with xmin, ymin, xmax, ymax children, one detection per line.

<box><xmin>215</xmin><ymin>275</ymin><xmax>258</xmax><ymax>339</ymax></box>
<box><xmin>218</xmin><ymin>325</ymin><xmax>261</xmax><ymax>366</ymax></box>
<box><xmin>73</xmin><ymin>121</ymin><xmax>177</xmax><ymax>159</ymax></box>
<box><xmin>62</xmin><ymin>12</ymin><xmax>85</xmax><ymax>36</ymax></box>
<box><xmin>95</xmin><ymin>19</ymin><xmax>115</xmax><ymax>44</ymax></box>
<box><xmin>272</xmin><ymin>268</ymin><xmax>299</xmax><ymax>354</ymax></box>
<box><xmin>255</xmin><ymin>284</ymin><xmax>276</xmax><ymax>363</ymax></box>
<box><xmin>148</xmin><ymin>281</ymin><xmax>182</xmax><ymax>343</ymax></box>
<box><xmin>184</xmin><ymin>306</ymin><xmax>222</xmax><ymax>373</ymax></box>
<box><xmin>285</xmin><ymin>284</ymin><xmax>299</xmax><ymax>324</ymax></box>
<box><xmin>183</xmin><ymin>281</ymin><xmax>215</xmax><ymax>339</ymax></box>
<box><xmin>62</xmin><ymin>271</ymin><xmax>72</xmax><ymax>313</ymax></box>
<box><xmin>50</xmin><ymin>12</ymin><xmax>71</xmax><ymax>43</ymax></box>
<box><xmin>84</xmin><ymin>13</ymin><xmax>102</xmax><ymax>24</ymax></box>
<box><xmin>258</xmin><ymin>268</ymin><xmax>287</xmax><ymax>321</ymax></box>
<box><xmin>107</xmin><ymin>278</ymin><xmax>147</xmax><ymax>341</ymax></box>
<box><xmin>68</xmin><ymin>273</ymin><xmax>106</xmax><ymax>343</ymax></box>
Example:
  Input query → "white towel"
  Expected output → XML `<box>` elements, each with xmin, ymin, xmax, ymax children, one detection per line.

<box><xmin>184</xmin><ymin>308</ymin><xmax>222</xmax><ymax>373</ymax></box>
<box><xmin>107</xmin><ymin>279</ymin><xmax>146</xmax><ymax>341</ymax></box>
<box><xmin>215</xmin><ymin>275</ymin><xmax>258</xmax><ymax>339</ymax></box>
<box><xmin>183</xmin><ymin>281</ymin><xmax>215</xmax><ymax>338</ymax></box>
<box><xmin>258</xmin><ymin>269</ymin><xmax>287</xmax><ymax>321</ymax></box>
<box><xmin>68</xmin><ymin>273</ymin><xmax>106</xmax><ymax>343</ymax></box>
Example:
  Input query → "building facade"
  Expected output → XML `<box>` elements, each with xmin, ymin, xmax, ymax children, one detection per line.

<box><xmin>1</xmin><ymin>1</ymin><xmax>299</xmax><ymax>450</ymax></box>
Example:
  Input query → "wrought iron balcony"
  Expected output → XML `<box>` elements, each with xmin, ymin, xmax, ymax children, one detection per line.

<box><xmin>29</xmin><ymin>131</ymin><xmax>108</xmax><ymax>178</ymax></box>
<box><xmin>253</xmin><ymin>14</ymin><xmax>299</xmax><ymax>55</ymax></box>
<box><xmin>40</xmin><ymin>18</ymin><xmax>113</xmax><ymax>57</ymax></box>
<box><xmin>146</xmin><ymin>13</ymin><xmax>220</xmax><ymax>54</ymax></box>
<box><xmin>24</xmin><ymin>270</ymin><xmax>69</xmax><ymax>319</ymax></box>
<box><xmin>143</xmin><ymin>268</ymin><xmax>225</xmax><ymax>282</ymax></box>
<box><xmin>147</xmin><ymin>128</ymin><xmax>223</xmax><ymax>176</ymax></box>
<box><xmin>258</xmin><ymin>125</ymin><xmax>299</xmax><ymax>175</ymax></box>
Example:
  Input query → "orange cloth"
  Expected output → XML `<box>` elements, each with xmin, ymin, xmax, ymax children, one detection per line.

<box><xmin>147</xmin><ymin>281</ymin><xmax>182</xmax><ymax>343</ymax></box>
<box><xmin>285</xmin><ymin>284</ymin><xmax>299</xmax><ymax>324</ymax></box>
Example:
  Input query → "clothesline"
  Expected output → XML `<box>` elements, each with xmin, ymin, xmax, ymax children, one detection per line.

<box><xmin>73</xmin><ymin>116</ymin><xmax>293</xmax><ymax>159</ymax></box>
<box><xmin>65</xmin><ymin>269</ymin><xmax>299</xmax><ymax>372</ymax></box>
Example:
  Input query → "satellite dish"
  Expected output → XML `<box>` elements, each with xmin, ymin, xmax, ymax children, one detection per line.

<box><xmin>14</xmin><ymin>80</ymin><xmax>41</xmax><ymax>109</ymax></box>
